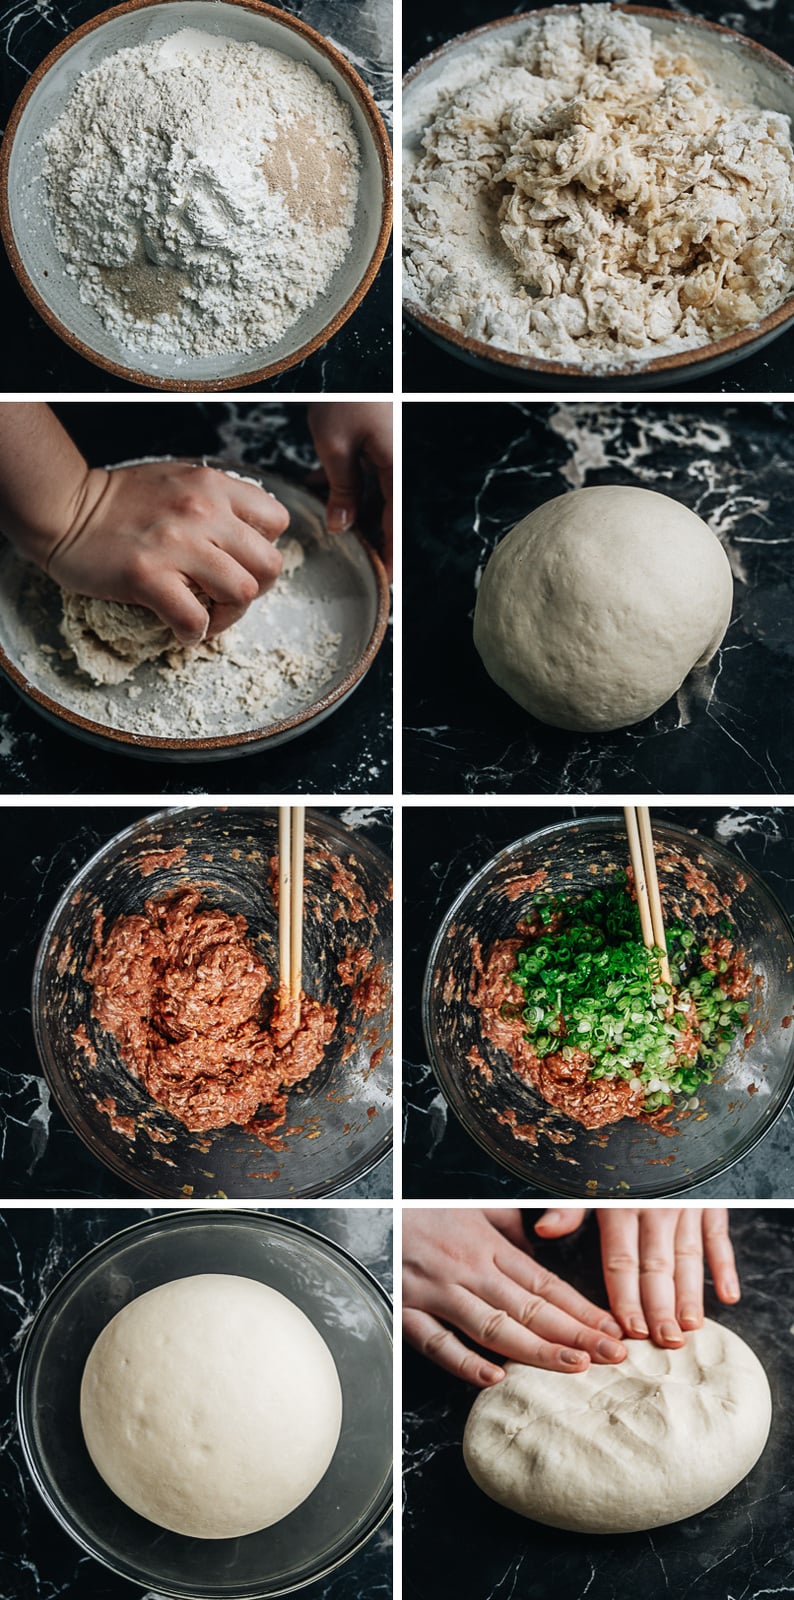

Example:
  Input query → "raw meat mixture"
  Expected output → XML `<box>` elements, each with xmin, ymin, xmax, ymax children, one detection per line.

<box><xmin>84</xmin><ymin>886</ymin><xmax>336</xmax><ymax>1138</ymax></box>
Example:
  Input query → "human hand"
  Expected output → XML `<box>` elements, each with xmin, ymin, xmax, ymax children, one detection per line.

<box><xmin>307</xmin><ymin>401</ymin><xmax>393</xmax><ymax>577</ymax></box>
<box><xmin>535</xmin><ymin>1208</ymin><xmax>739</xmax><ymax>1346</ymax></box>
<box><xmin>403</xmin><ymin>1208</ymin><xmax>626</xmax><ymax>1389</ymax></box>
<box><xmin>46</xmin><ymin>460</ymin><xmax>290</xmax><ymax>644</ymax></box>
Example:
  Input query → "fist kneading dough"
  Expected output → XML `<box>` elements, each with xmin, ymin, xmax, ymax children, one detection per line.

<box><xmin>80</xmin><ymin>1273</ymin><xmax>342</xmax><ymax>1538</ymax></box>
<box><xmin>463</xmin><ymin>1319</ymin><xmax>770</xmax><ymax>1534</ymax></box>
<box><xmin>473</xmin><ymin>486</ymin><xmax>733</xmax><ymax>732</ymax></box>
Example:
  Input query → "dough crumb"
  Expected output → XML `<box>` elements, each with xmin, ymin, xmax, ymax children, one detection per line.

<box><xmin>60</xmin><ymin>536</ymin><xmax>306</xmax><ymax>686</ymax></box>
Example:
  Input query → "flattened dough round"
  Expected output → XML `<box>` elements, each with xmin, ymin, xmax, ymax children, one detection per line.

<box><xmin>463</xmin><ymin>1319</ymin><xmax>771</xmax><ymax>1533</ymax></box>
<box><xmin>473</xmin><ymin>485</ymin><xmax>733</xmax><ymax>731</ymax></box>
<box><xmin>80</xmin><ymin>1272</ymin><xmax>342</xmax><ymax>1539</ymax></box>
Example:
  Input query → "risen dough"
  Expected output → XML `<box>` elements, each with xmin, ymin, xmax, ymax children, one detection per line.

<box><xmin>80</xmin><ymin>1272</ymin><xmax>342</xmax><ymax>1539</ymax></box>
<box><xmin>473</xmin><ymin>485</ymin><xmax>733</xmax><ymax>731</ymax></box>
<box><xmin>464</xmin><ymin>1319</ymin><xmax>771</xmax><ymax>1533</ymax></box>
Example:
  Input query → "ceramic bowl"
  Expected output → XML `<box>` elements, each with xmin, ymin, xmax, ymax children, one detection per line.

<box><xmin>17</xmin><ymin>1210</ymin><xmax>393</xmax><ymax>1597</ymax></box>
<box><xmin>423</xmin><ymin>815</ymin><xmax>794</xmax><ymax>1197</ymax></box>
<box><xmin>0</xmin><ymin>463</ymin><xmax>390</xmax><ymax>762</ymax></box>
<box><xmin>1</xmin><ymin>0</ymin><xmax>392</xmax><ymax>390</ymax></box>
<box><xmin>403</xmin><ymin>5</ymin><xmax>794</xmax><ymax>389</ymax></box>
<box><xmin>32</xmin><ymin>806</ymin><xmax>393</xmax><ymax>1198</ymax></box>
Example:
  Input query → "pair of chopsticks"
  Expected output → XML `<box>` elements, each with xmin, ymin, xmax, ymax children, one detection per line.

<box><xmin>624</xmin><ymin>805</ymin><xmax>671</xmax><ymax>985</ymax></box>
<box><xmin>278</xmin><ymin>805</ymin><xmax>305</xmax><ymax>1019</ymax></box>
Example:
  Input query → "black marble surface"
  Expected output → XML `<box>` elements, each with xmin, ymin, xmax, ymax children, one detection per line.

<box><xmin>403</xmin><ymin>401</ymin><xmax>793</xmax><ymax>795</ymax></box>
<box><xmin>402</xmin><ymin>0</ymin><xmax>794</xmax><ymax>394</ymax></box>
<box><xmin>403</xmin><ymin>1207</ymin><xmax>792</xmax><ymax>1600</ymax></box>
<box><xmin>403</xmin><ymin>804</ymin><xmax>794</xmax><ymax>1198</ymax></box>
<box><xmin>0</xmin><ymin>1205</ymin><xmax>393</xmax><ymax>1600</ymax></box>
<box><xmin>0</xmin><ymin>0</ymin><xmax>392</xmax><ymax>393</ymax></box>
<box><xmin>0</xmin><ymin>803</ymin><xmax>393</xmax><ymax>1199</ymax></box>
<box><xmin>0</xmin><ymin>403</ymin><xmax>393</xmax><ymax>796</ymax></box>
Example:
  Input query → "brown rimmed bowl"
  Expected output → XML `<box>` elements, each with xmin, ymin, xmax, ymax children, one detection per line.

<box><xmin>0</xmin><ymin>0</ymin><xmax>393</xmax><ymax>391</ymax></box>
<box><xmin>0</xmin><ymin>464</ymin><xmax>391</xmax><ymax>763</ymax></box>
<box><xmin>32</xmin><ymin>806</ymin><xmax>393</xmax><ymax>1198</ymax></box>
<box><xmin>422</xmin><ymin>815</ymin><xmax>794</xmax><ymax>1197</ymax></box>
<box><xmin>403</xmin><ymin>6</ymin><xmax>794</xmax><ymax>390</ymax></box>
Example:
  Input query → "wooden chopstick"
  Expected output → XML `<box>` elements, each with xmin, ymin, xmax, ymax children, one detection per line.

<box><xmin>289</xmin><ymin>805</ymin><xmax>305</xmax><ymax>1017</ymax></box>
<box><xmin>624</xmin><ymin>805</ymin><xmax>671</xmax><ymax>986</ymax></box>
<box><xmin>623</xmin><ymin>805</ymin><xmax>654</xmax><ymax>951</ymax></box>
<box><xmin>278</xmin><ymin>806</ymin><xmax>292</xmax><ymax>999</ymax></box>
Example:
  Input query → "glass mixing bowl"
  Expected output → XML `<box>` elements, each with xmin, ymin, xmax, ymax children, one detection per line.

<box><xmin>32</xmin><ymin>807</ymin><xmax>392</xmax><ymax>1197</ymax></box>
<box><xmin>16</xmin><ymin>1209</ymin><xmax>393</xmax><ymax>1597</ymax></box>
<box><xmin>423</xmin><ymin>816</ymin><xmax>794</xmax><ymax>1197</ymax></box>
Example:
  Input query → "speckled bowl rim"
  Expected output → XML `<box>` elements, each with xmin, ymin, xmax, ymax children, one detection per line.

<box><xmin>31</xmin><ymin>805</ymin><xmax>394</xmax><ymax>1199</ymax></box>
<box><xmin>403</xmin><ymin>4</ymin><xmax>794</xmax><ymax>383</ymax></box>
<box><xmin>16</xmin><ymin>1208</ymin><xmax>393</xmax><ymax>1598</ymax></box>
<box><xmin>0</xmin><ymin>0</ymin><xmax>393</xmax><ymax>393</ymax></box>
<box><xmin>421</xmin><ymin>814</ymin><xmax>794</xmax><ymax>1199</ymax></box>
<box><xmin>0</xmin><ymin>530</ymin><xmax>391</xmax><ymax>758</ymax></box>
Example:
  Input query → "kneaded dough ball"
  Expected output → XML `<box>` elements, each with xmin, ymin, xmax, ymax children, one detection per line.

<box><xmin>463</xmin><ymin>1319</ymin><xmax>771</xmax><ymax>1534</ymax></box>
<box><xmin>80</xmin><ymin>1273</ymin><xmax>342</xmax><ymax>1539</ymax></box>
<box><xmin>473</xmin><ymin>486</ymin><xmax>733</xmax><ymax>731</ymax></box>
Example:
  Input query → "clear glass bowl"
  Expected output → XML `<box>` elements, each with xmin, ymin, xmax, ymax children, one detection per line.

<box><xmin>423</xmin><ymin>816</ymin><xmax>794</xmax><ymax>1197</ymax></box>
<box><xmin>32</xmin><ymin>807</ymin><xmax>392</xmax><ymax>1197</ymax></box>
<box><xmin>16</xmin><ymin>1209</ymin><xmax>393</xmax><ymax>1597</ymax></box>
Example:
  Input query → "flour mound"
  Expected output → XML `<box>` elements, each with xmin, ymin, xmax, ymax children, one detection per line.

<box><xmin>404</xmin><ymin>3</ymin><xmax>794</xmax><ymax>368</ymax></box>
<box><xmin>60</xmin><ymin>538</ymin><xmax>307</xmax><ymax>687</ymax></box>
<box><xmin>42</xmin><ymin>29</ymin><xmax>360</xmax><ymax>359</ymax></box>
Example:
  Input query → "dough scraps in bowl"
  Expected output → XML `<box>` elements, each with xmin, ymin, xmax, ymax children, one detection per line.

<box><xmin>403</xmin><ymin>4</ymin><xmax>794</xmax><ymax>368</ymax></box>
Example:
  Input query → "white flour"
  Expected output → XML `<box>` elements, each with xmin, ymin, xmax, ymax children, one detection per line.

<box><xmin>19</xmin><ymin>555</ymin><xmax>343</xmax><ymax>739</ymax></box>
<box><xmin>42</xmin><ymin>28</ymin><xmax>360</xmax><ymax>358</ymax></box>
<box><xmin>403</xmin><ymin>3</ymin><xmax>794</xmax><ymax>368</ymax></box>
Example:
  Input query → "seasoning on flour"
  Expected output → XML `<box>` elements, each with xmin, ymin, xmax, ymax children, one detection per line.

<box><xmin>42</xmin><ymin>28</ymin><xmax>360</xmax><ymax>359</ymax></box>
<box><xmin>403</xmin><ymin>3</ymin><xmax>794</xmax><ymax>367</ymax></box>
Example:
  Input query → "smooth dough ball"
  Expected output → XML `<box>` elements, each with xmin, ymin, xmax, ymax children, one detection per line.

<box><xmin>80</xmin><ymin>1273</ymin><xmax>342</xmax><ymax>1539</ymax></box>
<box><xmin>463</xmin><ymin>1319</ymin><xmax>771</xmax><ymax>1534</ymax></box>
<box><xmin>472</xmin><ymin>485</ymin><xmax>733</xmax><ymax>731</ymax></box>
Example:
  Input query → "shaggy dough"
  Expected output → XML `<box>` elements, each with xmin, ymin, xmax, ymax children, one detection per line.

<box><xmin>464</xmin><ymin>1319</ymin><xmax>771</xmax><ymax>1533</ymax></box>
<box><xmin>80</xmin><ymin>1272</ymin><xmax>342</xmax><ymax>1538</ymax></box>
<box><xmin>403</xmin><ymin>5</ymin><xmax>794</xmax><ymax>366</ymax></box>
<box><xmin>60</xmin><ymin>537</ymin><xmax>304</xmax><ymax>686</ymax></box>
<box><xmin>473</xmin><ymin>485</ymin><xmax>733</xmax><ymax>731</ymax></box>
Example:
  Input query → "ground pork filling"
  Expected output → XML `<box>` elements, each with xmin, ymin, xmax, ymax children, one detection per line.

<box><xmin>469</xmin><ymin>930</ymin><xmax>751</xmax><ymax>1132</ymax></box>
<box><xmin>84</xmin><ymin>886</ymin><xmax>336</xmax><ymax>1139</ymax></box>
